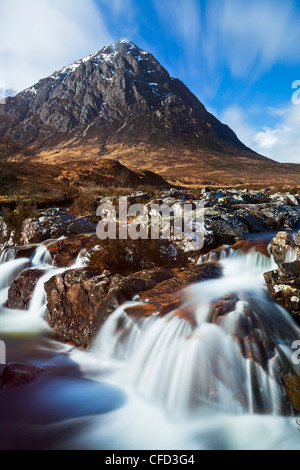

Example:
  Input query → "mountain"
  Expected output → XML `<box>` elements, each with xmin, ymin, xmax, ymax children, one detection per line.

<box><xmin>0</xmin><ymin>38</ymin><xmax>298</xmax><ymax>185</ymax></box>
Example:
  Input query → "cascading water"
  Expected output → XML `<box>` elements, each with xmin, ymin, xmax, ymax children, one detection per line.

<box><xmin>92</xmin><ymin>246</ymin><xmax>300</xmax><ymax>418</ymax></box>
<box><xmin>31</xmin><ymin>244</ymin><xmax>53</xmax><ymax>266</ymax></box>
<box><xmin>0</xmin><ymin>241</ymin><xmax>86</xmax><ymax>334</ymax></box>
<box><xmin>0</xmin><ymin>237</ymin><xmax>300</xmax><ymax>449</ymax></box>
<box><xmin>0</xmin><ymin>247</ymin><xmax>16</xmax><ymax>264</ymax></box>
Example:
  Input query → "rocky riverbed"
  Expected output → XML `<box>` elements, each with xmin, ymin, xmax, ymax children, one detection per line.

<box><xmin>1</xmin><ymin>187</ymin><xmax>300</xmax><ymax>346</ymax></box>
<box><xmin>1</xmin><ymin>187</ymin><xmax>300</xmax><ymax>435</ymax></box>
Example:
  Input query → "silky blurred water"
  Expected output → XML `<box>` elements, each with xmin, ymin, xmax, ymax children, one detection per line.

<box><xmin>0</xmin><ymin>240</ymin><xmax>300</xmax><ymax>450</ymax></box>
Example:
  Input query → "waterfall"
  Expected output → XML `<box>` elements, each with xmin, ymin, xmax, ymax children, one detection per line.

<box><xmin>0</xmin><ymin>258</ymin><xmax>29</xmax><ymax>290</ymax></box>
<box><xmin>31</xmin><ymin>244</ymin><xmax>53</xmax><ymax>266</ymax></box>
<box><xmin>92</xmin><ymin>246</ymin><xmax>299</xmax><ymax>417</ymax></box>
<box><xmin>285</xmin><ymin>247</ymin><xmax>298</xmax><ymax>263</ymax></box>
<box><xmin>0</xmin><ymin>247</ymin><xmax>16</xmax><ymax>264</ymax></box>
<box><xmin>0</xmin><ymin>235</ymin><xmax>299</xmax><ymax>424</ymax></box>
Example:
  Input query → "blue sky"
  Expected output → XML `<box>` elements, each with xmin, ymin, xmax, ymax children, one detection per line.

<box><xmin>0</xmin><ymin>0</ymin><xmax>300</xmax><ymax>162</ymax></box>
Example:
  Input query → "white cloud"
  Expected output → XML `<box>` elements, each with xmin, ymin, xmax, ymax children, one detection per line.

<box><xmin>221</xmin><ymin>106</ymin><xmax>257</xmax><ymax>147</ymax></box>
<box><xmin>0</xmin><ymin>0</ymin><xmax>113</xmax><ymax>92</ymax></box>
<box><xmin>204</xmin><ymin>0</ymin><xmax>300</xmax><ymax>80</ymax></box>
<box><xmin>221</xmin><ymin>103</ymin><xmax>300</xmax><ymax>164</ymax></box>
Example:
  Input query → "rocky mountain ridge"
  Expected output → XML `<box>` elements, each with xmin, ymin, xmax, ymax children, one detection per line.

<box><xmin>0</xmin><ymin>39</ymin><xmax>272</xmax><ymax>174</ymax></box>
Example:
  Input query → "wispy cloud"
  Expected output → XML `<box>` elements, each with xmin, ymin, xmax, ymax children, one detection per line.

<box><xmin>0</xmin><ymin>0</ymin><xmax>113</xmax><ymax>92</ymax></box>
<box><xmin>153</xmin><ymin>0</ymin><xmax>201</xmax><ymax>76</ymax></box>
<box><xmin>203</xmin><ymin>0</ymin><xmax>300</xmax><ymax>80</ymax></box>
<box><xmin>154</xmin><ymin>0</ymin><xmax>201</xmax><ymax>50</ymax></box>
<box><xmin>221</xmin><ymin>103</ymin><xmax>300</xmax><ymax>163</ymax></box>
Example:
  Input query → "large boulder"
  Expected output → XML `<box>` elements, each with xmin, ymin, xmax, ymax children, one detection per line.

<box><xmin>7</xmin><ymin>268</ymin><xmax>47</xmax><ymax>310</ymax></box>
<box><xmin>22</xmin><ymin>209</ymin><xmax>96</xmax><ymax>244</ymax></box>
<box><xmin>125</xmin><ymin>262</ymin><xmax>223</xmax><ymax>320</ymax></box>
<box><xmin>45</xmin><ymin>267</ymin><xmax>174</xmax><ymax>347</ymax></box>
<box><xmin>264</xmin><ymin>261</ymin><xmax>300</xmax><ymax>318</ymax></box>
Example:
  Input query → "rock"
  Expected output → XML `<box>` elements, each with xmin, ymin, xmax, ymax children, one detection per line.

<box><xmin>198</xmin><ymin>245</ymin><xmax>231</xmax><ymax>263</ymax></box>
<box><xmin>234</xmin><ymin>206</ymin><xmax>268</xmax><ymax>232</ymax></box>
<box><xmin>125</xmin><ymin>262</ymin><xmax>223</xmax><ymax>320</ymax></box>
<box><xmin>231</xmin><ymin>239</ymin><xmax>270</xmax><ymax>258</ymax></box>
<box><xmin>270</xmin><ymin>232</ymin><xmax>295</xmax><ymax>265</ymax></box>
<box><xmin>234</xmin><ymin>204</ymin><xmax>299</xmax><ymax>233</ymax></box>
<box><xmin>204</xmin><ymin>207</ymin><xmax>249</xmax><ymax>249</ymax></box>
<box><xmin>7</xmin><ymin>268</ymin><xmax>47</xmax><ymax>310</ymax></box>
<box><xmin>127</xmin><ymin>192</ymin><xmax>152</xmax><ymax>204</ymax></box>
<box><xmin>45</xmin><ymin>267</ymin><xmax>174</xmax><ymax>347</ymax></box>
<box><xmin>270</xmin><ymin>193</ymin><xmax>300</xmax><ymax>206</ymax></box>
<box><xmin>45</xmin><ymin>234</ymin><xmax>99</xmax><ymax>267</ymax></box>
<box><xmin>206</xmin><ymin>292</ymin><xmax>296</xmax><ymax>414</ymax></box>
<box><xmin>22</xmin><ymin>210</ymin><xmax>96</xmax><ymax>244</ymax></box>
<box><xmin>0</xmin><ymin>363</ymin><xmax>54</xmax><ymax>388</ymax></box>
<box><xmin>264</xmin><ymin>261</ymin><xmax>300</xmax><ymax>318</ymax></box>
<box><xmin>1</xmin><ymin>244</ymin><xmax>38</xmax><ymax>262</ymax></box>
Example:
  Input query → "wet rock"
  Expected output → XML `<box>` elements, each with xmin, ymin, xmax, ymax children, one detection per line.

<box><xmin>207</xmin><ymin>292</ymin><xmax>297</xmax><ymax>396</ymax></box>
<box><xmin>1</xmin><ymin>244</ymin><xmax>38</xmax><ymax>262</ymax></box>
<box><xmin>264</xmin><ymin>261</ymin><xmax>300</xmax><ymax>318</ymax></box>
<box><xmin>45</xmin><ymin>234</ymin><xmax>99</xmax><ymax>267</ymax></box>
<box><xmin>198</xmin><ymin>245</ymin><xmax>232</xmax><ymax>263</ymax></box>
<box><xmin>7</xmin><ymin>268</ymin><xmax>47</xmax><ymax>310</ymax></box>
<box><xmin>0</xmin><ymin>363</ymin><xmax>54</xmax><ymax>389</ymax></box>
<box><xmin>125</xmin><ymin>262</ymin><xmax>223</xmax><ymax>320</ymax></box>
<box><xmin>45</xmin><ymin>267</ymin><xmax>174</xmax><ymax>347</ymax></box>
<box><xmin>22</xmin><ymin>210</ymin><xmax>96</xmax><ymax>244</ymax></box>
<box><xmin>270</xmin><ymin>232</ymin><xmax>295</xmax><ymax>265</ymax></box>
<box><xmin>231</xmin><ymin>239</ymin><xmax>270</xmax><ymax>258</ymax></box>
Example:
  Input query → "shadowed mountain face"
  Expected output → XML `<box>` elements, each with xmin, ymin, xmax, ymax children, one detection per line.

<box><xmin>0</xmin><ymin>38</ymin><xmax>296</xmax><ymax>184</ymax></box>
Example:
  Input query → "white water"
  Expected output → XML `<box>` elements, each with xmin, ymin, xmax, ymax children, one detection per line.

<box><xmin>0</xmin><ymin>241</ymin><xmax>84</xmax><ymax>332</ymax></box>
<box><xmin>90</xmin><ymin>248</ymin><xmax>299</xmax><ymax>419</ymax></box>
<box><xmin>0</xmin><ymin>239</ymin><xmax>300</xmax><ymax>449</ymax></box>
<box><xmin>0</xmin><ymin>247</ymin><xmax>16</xmax><ymax>264</ymax></box>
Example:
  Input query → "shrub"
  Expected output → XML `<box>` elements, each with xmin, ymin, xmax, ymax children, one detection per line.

<box><xmin>2</xmin><ymin>203</ymin><xmax>38</xmax><ymax>243</ymax></box>
<box><xmin>69</xmin><ymin>193</ymin><xmax>98</xmax><ymax>217</ymax></box>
